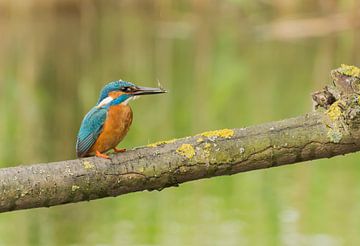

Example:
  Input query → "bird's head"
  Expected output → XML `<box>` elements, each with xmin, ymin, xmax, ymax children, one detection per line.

<box><xmin>97</xmin><ymin>80</ymin><xmax>166</xmax><ymax>107</ymax></box>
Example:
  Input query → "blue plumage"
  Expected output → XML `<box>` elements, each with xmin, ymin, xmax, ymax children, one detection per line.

<box><xmin>76</xmin><ymin>80</ymin><xmax>166</xmax><ymax>158</ymax></box>
<box><xmin>76</xmin><ymin>106</ymin><xmax>107</xmax><ymax>157</ymax></box>
<box><xmin>76</xmin><ymin>83</ymin><xmax>134</xmax><ymax>157</ymax></box>
<box><xmin>97</xmin><ymin>80</ymin><xmax>135</xmax><ymax>105</ymax></box>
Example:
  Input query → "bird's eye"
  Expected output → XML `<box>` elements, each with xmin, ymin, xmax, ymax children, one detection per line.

<box><xmin>121</xmin><ymin>87</ymin><xmax>132</xmax><ymax>92</ymax></box>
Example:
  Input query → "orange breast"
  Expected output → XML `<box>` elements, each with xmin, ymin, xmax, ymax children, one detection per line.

<box><xmin>89</xmin><ymin>104</ymin><xmax>133</xmax><ymax>155</ymax></box>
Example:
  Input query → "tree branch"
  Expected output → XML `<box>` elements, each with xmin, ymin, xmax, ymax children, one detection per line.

<box><xmin>2</xmin><ymin>65</ymin><xmax>360</xmax><ymax>213</ymax></box>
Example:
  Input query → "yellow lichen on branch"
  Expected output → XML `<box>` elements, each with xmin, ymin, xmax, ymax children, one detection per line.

<box><xmin>339</xmin><ymin>64</ymin><xmax>360</xmax><ymax>78</ymax></box>
<box><xmin>82</xmin><ymin>161</ymin><xmax>94</xmax><ymax>169</ymax></box>
<box><xmin>72</xmin><ymin>185</ymin><xmax>80</xmax><ymax>191</ymax></box>
<box><xmin>325</xmin><ymin>101</ymin><xmax>344</xmax><ymax>143</ymax></box>
<box><xmin>196</xmin><ymin>137</ymin><xmax>204</xmax><ymax>143</ymax></box>
<box><xmin>176</xmin><ymin>144</ymin><xmax>195</xmax><ymax>159</ymax></box>
<box><xmin>202</xmin><ymin>143</ymin><xmax>212</xmax><ymax>158</ymax></box>
<box><xmin>200</xmin><ymin>129</ymin><xmax>234</xmax><ymax>139</ymax></box>
<box><xmin>326</xmin><ymin>101</ymin><xmax>342</xmax><ymax>121</ymax></box>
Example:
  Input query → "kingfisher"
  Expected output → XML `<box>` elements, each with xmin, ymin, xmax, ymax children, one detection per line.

<box><xmin>76</xmin><ymin>80</ymin><xmax>166</xmax><ymax>159</ymax></box>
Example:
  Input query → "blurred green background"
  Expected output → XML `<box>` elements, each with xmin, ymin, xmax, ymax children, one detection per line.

<box><xmin>0</xmin><ymin>0</ymin><xmax>360</xmax><ymax>245</ymax></box>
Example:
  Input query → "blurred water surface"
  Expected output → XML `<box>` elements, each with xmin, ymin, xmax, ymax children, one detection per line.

<box><xmin>0</xmin><ymin>1</ymin><xmax>360</xmax><ymax>245</ymax></box>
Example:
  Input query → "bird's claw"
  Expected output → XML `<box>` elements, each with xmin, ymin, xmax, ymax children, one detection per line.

<box><xmin>95</xmin><ymin>151</ymin><xmax>110</xmax><ymax>159</ymax></box>
<box><xmin>113</xmin><ymin>147</ymin><xmax>126</xmax><ymax>153</ymax></box>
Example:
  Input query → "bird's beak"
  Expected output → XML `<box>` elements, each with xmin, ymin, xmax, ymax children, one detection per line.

<box><xmin>131</xmin><ymin>86</ymin><xmax>167</xmax><ymax>96</ymax></box>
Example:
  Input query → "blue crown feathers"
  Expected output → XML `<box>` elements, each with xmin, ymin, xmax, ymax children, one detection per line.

<box><xmin>97</xmin><ymin>80</ymin><xmax>135</xmax><ymax>105</ymax></box>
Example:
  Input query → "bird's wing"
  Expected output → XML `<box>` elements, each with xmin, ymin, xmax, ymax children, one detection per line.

<box><xmin>76</xmin><ymin>106</ymin><xmax>108</xmax><ymax>157</ymax></box>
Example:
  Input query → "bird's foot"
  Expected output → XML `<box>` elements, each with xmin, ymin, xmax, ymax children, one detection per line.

<box><xmin>95</xmin><ymin>151</ymin><xmax>110</xmax><ymax>159</ymax></box>
<box><xmin>113</xmin><ymin>147</ymin><xmax>126</xmax><ymax>153</ymax></box>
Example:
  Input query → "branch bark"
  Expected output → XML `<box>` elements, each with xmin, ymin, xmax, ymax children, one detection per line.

<box><xmin>2</xmin><ymin>65</ymin><xmax>360</xmax><ymax>213</ymax></box>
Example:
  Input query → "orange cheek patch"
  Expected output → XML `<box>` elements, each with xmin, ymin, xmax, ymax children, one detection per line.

<box><xmin>108</xmin><ymin>91</ymin><xmax>124</xmax><ymax>98</ymax></box>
